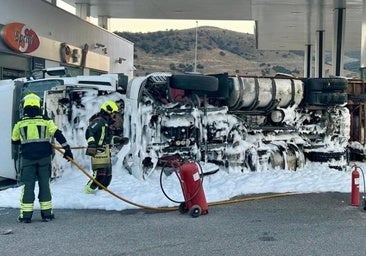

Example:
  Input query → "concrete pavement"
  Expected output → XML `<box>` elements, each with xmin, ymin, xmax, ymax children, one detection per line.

<box><xmin>1</xmin><ymin>192</ymin><xmax>366</xmax><ymax>256</ymax></box>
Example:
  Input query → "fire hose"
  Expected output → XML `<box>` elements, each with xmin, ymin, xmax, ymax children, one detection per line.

<box><xmin>53</xmin><ymin>145</ymin><xmax>175</xmax><ymax>211</ymax></box>
<box><xmin>159</xmin><ymin>160</ymin><xmax>205</xmax><ymax>204</ymax></box>
<box><xmin>53</xmin><ymin>145</ymin><xmax>298</xmax><ymax>211</ymax></box>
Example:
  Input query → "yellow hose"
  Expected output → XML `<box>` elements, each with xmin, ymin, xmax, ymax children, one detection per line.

<box><xmin>53</xmin><ymin>145</ymin><xmax>297</xmax><ymax>212</ymax></box>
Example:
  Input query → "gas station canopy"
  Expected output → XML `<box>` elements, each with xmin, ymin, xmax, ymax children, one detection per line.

<box><xmin>61</xmin><ymin>0</ymin><xmax>364</xmax><ymax>51</ymax></box>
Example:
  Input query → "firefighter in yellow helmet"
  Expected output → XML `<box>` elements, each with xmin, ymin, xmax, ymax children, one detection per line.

<box><xmin>11</xmin><ymin>93</ymin><xmax>73</xmax><ymax>223</ymax></box>
<box><xmin>84</xmin><ymin>100</ymin><xmax>129</xmax><ymax>194</ymax></box>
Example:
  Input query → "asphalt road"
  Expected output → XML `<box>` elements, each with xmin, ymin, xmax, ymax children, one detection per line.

<box><xmin>1</xmin><ymin>192</ymin><xmax>366</xmax><ymax>256</ymax></box>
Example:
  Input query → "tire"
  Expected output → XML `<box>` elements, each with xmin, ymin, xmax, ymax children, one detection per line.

<box><xmin>170</xmin><ymin>74</ymin><xmax>218</xmax><ymax>92</ymax></box>
<box><xmin>304</xmin><ymin>151</ymin><xmax>345</xmax><ymax>162</ymax></box>
<box><xmin>303</xmin><ymin>78</ymin><xmax>348</xmax><ymax>92</ymax></box>
<box><xmin>305</xmin><ymin>92</ymin><xmax>347</xmax><ymax>105</ymax></box>
<box><xmin>179</xmin><ymin>202</ymin><xmax>188</xmax><ymax>214</ymax></box>
<box><xmin>189</xmin><ymin>205</ymin><xmax>202</xmax><ymax>218</ymax></box>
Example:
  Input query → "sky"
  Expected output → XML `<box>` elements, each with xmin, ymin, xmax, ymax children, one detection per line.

<box><xmin>57</xmin><ymin>1</ymin><xmax>254</xmax><ymax>34</ymax></box>
<box><xmin>109</xmin><ymin>19</ymin><xmax>255</xmax><ymax>34</ymax></box>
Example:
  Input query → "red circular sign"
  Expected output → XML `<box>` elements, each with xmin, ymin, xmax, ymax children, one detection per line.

<box><xmin>1</xmin><ymin>23</ymin><xmax>40</xmax><ymax>53</ymax></box>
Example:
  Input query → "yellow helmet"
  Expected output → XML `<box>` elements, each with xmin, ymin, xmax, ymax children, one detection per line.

<box><xmin>100</xmin><ymin>100</ymin><xmax>119</xmax><ymax>114</ymax></box>
<box><xmin>23</xmin><ymin>93</ymin><xmax>41</xmax><ymax>108</ymax></box>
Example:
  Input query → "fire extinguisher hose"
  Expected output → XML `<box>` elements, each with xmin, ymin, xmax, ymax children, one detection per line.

<box><xmin>159</xmin><ymin>161</ymin><xmax>205</xmax><ymax>204</ymax></box>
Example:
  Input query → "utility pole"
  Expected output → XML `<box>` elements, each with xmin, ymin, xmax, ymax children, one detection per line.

<box><xmin>194</xmin><ymin>20</ymin><xmax>198</xmax><ymax>73</ymax></box>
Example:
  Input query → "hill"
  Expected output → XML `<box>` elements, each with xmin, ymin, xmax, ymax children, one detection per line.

<box><xmin>114</xmin><ymin>26</ymin><xmax>359</xmax><ymax>77</ymax></box>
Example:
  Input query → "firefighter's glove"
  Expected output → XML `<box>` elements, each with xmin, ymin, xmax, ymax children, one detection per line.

<box><xmin>63</xmin><ymin>145</ymin><xmax>73</xmax><ymax>161</ymax></box>
<box><xmin>112</xmin><ymin>136</ymin><xmax>129</xmax><ymax>145</ymax></box>
<box><xmin>86</xmin><ymin>143</ymin><xmax>97</xmax><ymax>157</ymax></box>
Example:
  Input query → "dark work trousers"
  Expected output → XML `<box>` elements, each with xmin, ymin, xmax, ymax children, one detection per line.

<box><xmin>20</xmin><ymin>156</ymin><xmax>53</xmax><ymax>219</ymax></box>
<box><xmin>85</xmin><ymin>146</ymin><xmax>112</xmax><ymax>193</ymax></box>
<box><xmin>86</xmin><ymin>166</ymin><xmax>112</xmax><ymax>191</ymax></box>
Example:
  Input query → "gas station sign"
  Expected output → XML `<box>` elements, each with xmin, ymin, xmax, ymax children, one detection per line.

<box><xmin>1</xmin><ymin>22</ymin><xmax>40</xmax><ymax>53</ymax></box>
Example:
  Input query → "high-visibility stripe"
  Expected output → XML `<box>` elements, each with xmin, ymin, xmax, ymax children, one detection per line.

<box><xmin>21</xmin><ymin>138</ymin><xmax>51</xmax><ymax>144</ymax></box>
<box><xmin>20</xmin><ymin>203</ymin><xmax>34</xmax><ymax>216</ymax></box>
<box><xmin>37</xmin><ymin>125</ymin><xmax>46</xmax><ymax>139</ymax></box>
<box><xmin>87</xmin><ymin>137</ymin><xmax>95</xmax><ymax>144</ymax></box>
<box><xmin>19</xmin><ymin>122</ymin><xmax>52</xmax><ymax>144</ymax></box>
<box><xmin>20</xmin><ymin>126</ymin><xmax>27</xmax><ymax>141</ymax></box>
<box><xmin>20</xmin><ymin>185</ymin><xmax>34</xmax><ymax>215</ymax></box>
<box><xmin>40</xmin><ymin>201</ymin><xmax>52</xmax><ymax>211</ymax></box>
<box><xmin>60</xmin><ymin>142</ymin><xmax>68</xmax><ymax>147</ymax></box>
<box><xmin>88</xmin><ymin>125</ymin><xmax>107</xmax><ymax>146</ymax></box>
<box><xmin>20</xmin><ymin>184</ymin><xmax>25</xmax><ymax>202</ymax></box>
<box><xmin>14</xmin><ymin>118</ymin><xmax>58</xmax><ymax>143</ymax></box>
<box><xmin>98</xmin><ymin>126</ymin><xmax>106</xmax><ymax>146</ymax></box>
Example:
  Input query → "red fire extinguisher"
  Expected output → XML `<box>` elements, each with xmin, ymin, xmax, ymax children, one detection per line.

<box><xmin>178</xmin><ymin>162</ymin><xmax>208</xmax><ymax>217</ymax></box>
<box><xmin>351</xmin><ymin>166</ymin><xmax>360</xmax><ymax>206</ymax></box>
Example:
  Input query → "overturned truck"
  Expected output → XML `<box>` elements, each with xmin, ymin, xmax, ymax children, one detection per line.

<box><xmin>119</xmin><ymin>73</ymin><xmax>349</xmax><ymax>179</ymax></box>
<box><xmin>1</xmin><ymin>70</ymin><xmax>350</xmax><ymax>181</ymax></box>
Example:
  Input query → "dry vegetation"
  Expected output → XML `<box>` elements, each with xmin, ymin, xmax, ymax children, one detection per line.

<box><xmin>115</xmin><ymin>26</ymin><xmax>357</xmax><ymax>77</ymax></box>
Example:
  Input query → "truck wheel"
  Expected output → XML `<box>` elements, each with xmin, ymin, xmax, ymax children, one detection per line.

<box><xmin>304</xmin><ymin>151</ymin><xmax>345</xmax><ymax>162</ymax></box>
<box><xmin>190</xmin><ymin>205</ymin><xmax>202</xmax><ymax>218</ymax></box>
<box><xmin>170</xmin><ymin>74</ymin><xmax>218</xmax><ymax>92</ymax></box>
<box><xmin>179</xmin><ymin>202</ymin><xmax>188</xmax><ymax>214</ymax></box>
<box><xmin>303</xmin><ymin>78</ymin><xmax>348</xmax><ymax>92</ymax></box>
<box><xmin>305</xmin><ymin>92</ymin><xmax>347</xmax><ymax>105</ymax></box>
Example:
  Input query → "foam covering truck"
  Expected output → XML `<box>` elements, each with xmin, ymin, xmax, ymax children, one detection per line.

<box><xmin>0</xmin><ymin>68</ymin><xmax>351</xmax><ymax>181</ymax></box>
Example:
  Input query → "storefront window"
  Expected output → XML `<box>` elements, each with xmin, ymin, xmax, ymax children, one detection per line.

<box><xmin>2</xmin><ymin>68</ymin><xmax>26</xmax><ymax>80</ymax></box>
<box><xmin>60</xmin><ymin>64</ymin><xmax>83</xmax><ymax>77</ymax></box>
<box><xmin>0</xmin><ymin>53</ymin><xmax>30</xmax><ymax>80</ymax></box>
<box><xmin>89</xmin><ymin>69</ymin><xmax>105</xmax><ymax>76</ymax></box>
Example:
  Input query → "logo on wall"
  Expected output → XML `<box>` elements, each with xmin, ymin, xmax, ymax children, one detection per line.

<box><xmin>60</xmin><ymin>42</ymin><xmax>72</xmax><ymax>63</ymax></box>
<box><xmin>60</xmin><ymin>42</ymin><xmax>89</xmax><ymax>67</ymax></box>
<box><xmin>1</xmin><ymin>22</ymin><xmax>40</xmax><ymax>53</ymax></box>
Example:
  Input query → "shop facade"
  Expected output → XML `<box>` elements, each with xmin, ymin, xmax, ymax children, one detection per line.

<box><xmin>0</xmin><ymin>0</ymin><xmax>134</xmax><ymax>80</ymax></box>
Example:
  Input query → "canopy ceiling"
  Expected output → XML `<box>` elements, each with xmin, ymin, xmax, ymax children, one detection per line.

<box><xmin>60</xmin><ymin>0</ymin><xmax>363</xmax><ymax>51</ymax></box>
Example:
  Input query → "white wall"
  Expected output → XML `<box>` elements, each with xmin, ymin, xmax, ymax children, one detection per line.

<box><xmin>0</xmin><ymin>80</ymin><xmax>16</xmax><ymax>179</ymax></box>
<box><xmin>0</xmin><ymin>0</ymin><xmax>134</xmax><ymax>78</ymax></box>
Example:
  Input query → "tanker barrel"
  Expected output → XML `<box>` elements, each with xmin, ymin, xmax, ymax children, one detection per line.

<box><xmin>227</xmin><ymin>77</ymin><xmax>304</xmax><ymax>111</ymax></box>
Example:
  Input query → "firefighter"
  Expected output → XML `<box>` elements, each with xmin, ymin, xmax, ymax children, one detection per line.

<box><xmin>84</xmin><ymin>100</ymin><xmax>129</xmax><ymax>194</ymax></box>
<box><xmin>11</xmin><ymin>93</ymin><xmax>73</xmax><ymax>223</ymax></box>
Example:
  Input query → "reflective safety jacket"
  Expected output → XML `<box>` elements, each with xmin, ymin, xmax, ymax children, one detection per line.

<box><xmin>11</xmin><ymin>115</ymin><xmax>68</xmax><ymax>159</ymax></box>
<box><xmin>85</xmin><ymin>114</ymin><xmax>111</xmax><ymax>147</ymax></box>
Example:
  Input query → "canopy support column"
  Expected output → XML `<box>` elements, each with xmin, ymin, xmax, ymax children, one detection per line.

<box><xmin>332</xmin><ymin>8</ymin><xmax>346</xmax><ymax>76</ymax></box>
<box><xmin>304</xmin><ymin>44</ymin><xmax>312</xmax><ymax>78</ymax></box>
<box><xmin>315</xmin><ymin>30</ymin><xmax>325</xmax><ymax>78</ymax></box>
